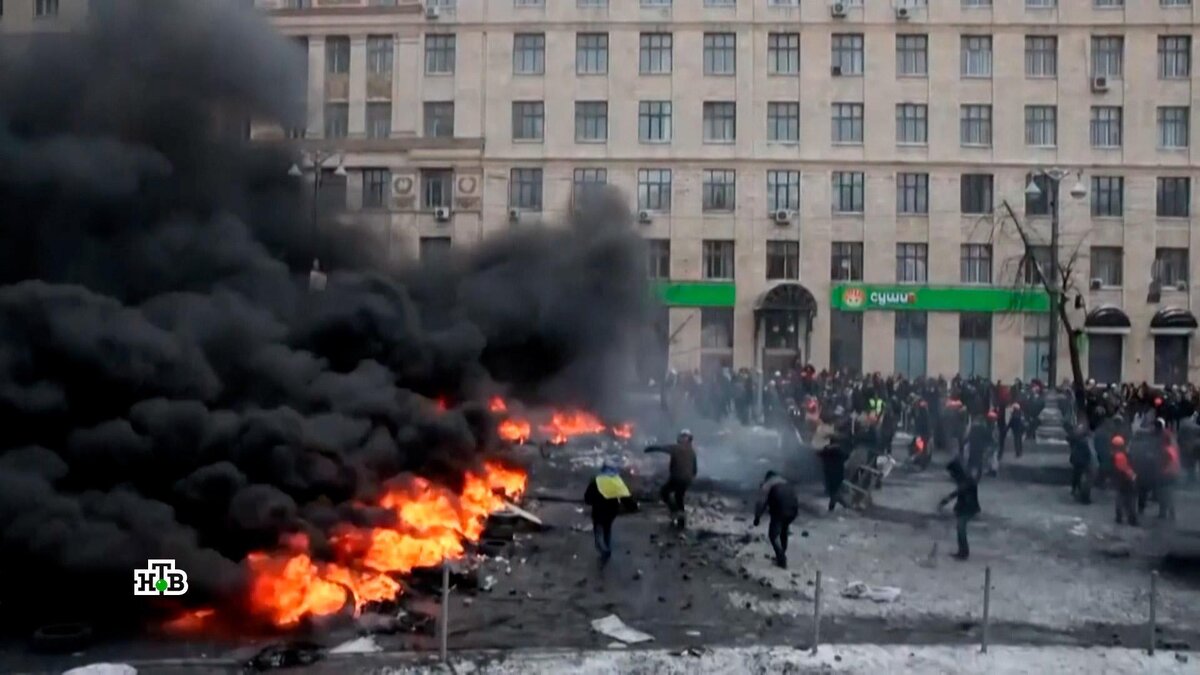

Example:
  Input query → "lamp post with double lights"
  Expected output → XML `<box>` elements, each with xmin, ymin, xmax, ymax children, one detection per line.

<box><xmin>288</xmin><ymin>150</ymin><xmax>347</xmax><ymax>284</ymax></box>
<box><xmin>1023</xmin><ymin>169</ymin><xmax>1087</xmax><ymax>388</ymax></box>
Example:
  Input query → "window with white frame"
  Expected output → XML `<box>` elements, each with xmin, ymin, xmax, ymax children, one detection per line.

<box><xmin>702</xmin><ymin>169</ymin><xmax>736</xmax><ymax>212</ymax></box>
<box><xmin>1090</xmin><ymin>106</ymin><xmax>1122</xmax><ymax>148</ymax></box>
<box><xmin>831</xmin><ymin>242</ymin><xmax>864</xmax><ymax>281</ymax></box>
<box><xmin>425</xmin><ymin>34</ymin><xmax>456</xmax><ymax>74</ymax></box>
<box><xmin>367</xmin><ymin>36</ymin><xmax>394</xmax><ymax>75</ymax></box>
<box><xmin>1026</xmin><ymin>0</ymin><xmax>1054</xmax><ymax>8</ymax></box>
<box><xmin>1025</xmin><ymin>105</ymin><xmax>1057</xmax><ymax>146</ymax></box>
<box><xmin>768</xmin><ymin>33</ymin><xmax>800</xmax><ymax>75</ymax></box>
<box><xmin>324</xmin><ymin>103</ymin><xmax>348</xmax><ymax>139</ymax></box>
<box><xmin>832</xmin><ymin>102</ymin><xmax>864</xmax><ymax>144</ymax></box>
<box><xmin>1092</xmin><ymin>36</ymin><xmax>1123</xmax><ymax>78</ymax></box>
<box><xmin>831</xmin><ymin>34</ymin><xmax>864</xmax><ymax>76</ymax></box>
<box><xmin>638</xmin><ymin>169</ymin><xmax>672</xmax><ymax>212</ymax></box>
<box><xmin>366</xmin><ymin>102</ymin><xmax>391</xmax><ymax>139</ymax></box>
<box><xmin>1157</xmin><ymin>177</ymin><xmax>1190</xmax><ymax>217</ymax></box>
<box><xmin>424</xmin><ymin>102</ymin><xmax>454</xmax><ymax>138</ymax></box>
<box><xmin>1158</xmin><ymin>106</ymin><xmax>1189</xmax><ymax>148</ymax></box>
<box><xmin>961</xmin><ymin>36</ymin><xmax>992</xmax><ymax>77</ymax></box>
<box><xmin>509</xmin><ymin>168</ymin><xmax>543</xmax><ymax>210</ymax></box>
<box><xmin>1091</xmin><ymin>176</ymin><xmax>1124</xmax><ymax>217</ymax></box>
<box><xmin>645</xmin><ymin>239</ymin><xmax>670</xmax><ymax>279</ymax></box>
<box><xmin>572</xmin><ymin>168</ymin><xmax>608</xmax><ymax>205</ymax></box>
<box><xmin>896</xmin><ymin>103</ymin><xmax>927</xmax><ymax>144</ymax></box>
<box><xmin>766</xmin><ymin>241</ymin><xmax>800</xmax><ymax>281</ymax></box>
<box><xmin>702</xmin><ymin>241</ymin><xmax>735</xmax><ymax>280</ymax></box>
<box><xmin>421</xmin><ymin>169</ymin><xmax>453</xmax><ymax>209</ymax></box>
<box><xmin>1159</xmin><ymin>36</ymin><xmax>1191</xmax><ymax>79</ymax></box>
<box><xmin>1090</xmin><ymin>247</ymin><xmax>1123</xmax><ymax>287</ymax></box>
<box><xmin>327</xmin><ymin>36</ymin><xmax>350</xmax><ymax>74</ymax></box>
<box><xmin>574</xmin><ymin>101</ymin><xmax>608</xmax><ymax>142</ymax></box>
<box><xmin>896</xmin><ymin>173</ymin><xmax>929</xmax><ymax>215</ymax></box>
<box><xmin>960</xmin><ymin>104</ymin><xmax>992</xmax><ymax>146</ymax></box>
<box><xmin>896</xmin><ymin>34</ymin><xmax>928</xmax><ymax>77</ymax></box>
<box><xmin>767</xmin><ymin>170</ymin><xmax>801</xmax><ymax>212</ymax></box>
<box><xmin>513</xmin><ymin>34</ymin><xmax>545</xmax><ymax>75</ymax></box>
<box><xmin>767</xmin><ymin>102</ymin><xmax>799</xmax><ymax>143</ymax></box>
<box><xmin>832</xmin><ymin>171</ymin><xmax>865</xmax><ymax>214</ymax></box>
<box><xmin>1155</xmin><ymin>248</ymin><xmax>1189</xmax><ymax>285</ymax></box>
<box><xmin>576</xmin><ymin>33</ymin><xmax>609</xmax><ymax>75</ymax></box>
<box><xmin>511</xmin><ymin>101</ymin><xmax>544</xmax><ymax>141</ymax></box>
<box><xmin>1025</xmin><ymin>36</ymin><xmax>1056</xmax><ymax>77</ymax></box>
<box><xmin>703</xmin><ymin>102</ymin><xmax>736</xmax><ymax>143</ymax></box>
<box><xmin>703</xmin><ymin>33</ymin><xmax>736</xmax><ymax>75</ymax></box>
<box><xmin>961</xmin><ymin>174</ymin><xmax>993</xmax><ymax>214</ymax></box>
<box><xmin>639</xmin><ymin>101</ymin><xmax>672</xmax><ymax>142</ymax></box>
<box><xmin>639</xmin><ymin>33</ymin><xmax>673</xmax><ymax>74</ymax></box>
<box><xmin>960</xmin><ymin>244</ymin><xmax>992</xmax><ymax>284</ymax></box>
<box><xmin>361</xmin><ymin>169</ymin><xmax>390</xmax><ymax>209</ymax></box>
<box><xmin>896</xmin><ymin>243</ymin><xmax>928</xmax><ymax>283</ymax></box>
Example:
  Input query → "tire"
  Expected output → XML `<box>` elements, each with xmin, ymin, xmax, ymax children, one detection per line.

<box><xmin>31</xmin><ymin>623</ymin><xmax>93</xmax><ymax>654</ymax></box>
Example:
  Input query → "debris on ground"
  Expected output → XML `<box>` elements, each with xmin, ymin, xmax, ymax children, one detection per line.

<box><xmin>841</xmin><ymin>581</ymin><xmax>902</xmax><ymax>603</ymax></box>
<box><xmin>499</xmin><ymin>501</ymin><xmax>546</xmax><ymax>528</ymax></box>
<box><xmin>591</xmin><ymin>614</ymin><xmax>655</xmax><ymax>644</ymax></box>
<box><xmin>62</xmin><ymin>665</ymin><xmax>137</xmax><ymax>675</ymax></box>
<box><xmin>329</xmin><ymin>636</ymin><xmax>382</xmax><ymax>654</ymax></box>
<box><xmin>1069</xmin><ymin>522</ymin><xmax>1088</xmax><ymax>537</ymax></box>
<box><xmin>243</xmin><ymin>641</ymin><xmax>324</xmax><ymax>671</ymax></box>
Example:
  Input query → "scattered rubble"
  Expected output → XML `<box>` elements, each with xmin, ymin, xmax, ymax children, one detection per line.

<box><xmin>841</xmin><ymin>581</ymin><xmax>902</xmax><ymax>604</ymax></box>
<box><xmin>243</xmin><ymin>641</ymin><xmax>323</xmax><ymax>671</ymax></box>
<box><xmin>591</xmin><ymin>614</ymin><xmax>655</xmax><ymax>644</ymax></box>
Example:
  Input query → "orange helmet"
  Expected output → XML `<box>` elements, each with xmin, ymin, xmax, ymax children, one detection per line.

<box><xmin>1111</xmin><ymin>435</ymin><xmax>1126</xmax><ymax>448</ymax></box>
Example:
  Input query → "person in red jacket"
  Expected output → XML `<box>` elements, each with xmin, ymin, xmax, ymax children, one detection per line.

<box><xmin>1159</xmin><ymin>432</ymin><xmax>1182</xmax><ymax>522</ymax></box>
<box><xmin>1111</xmin><ymin>435</ymin><xmax>1138</xmax><ymax>526</ymax></box>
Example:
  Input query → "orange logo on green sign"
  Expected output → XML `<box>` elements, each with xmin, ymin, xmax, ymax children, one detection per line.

<box><xmin>842</xmin><ymin>287</ymin><xmax>865</xmax><ymax>308</ymax></box>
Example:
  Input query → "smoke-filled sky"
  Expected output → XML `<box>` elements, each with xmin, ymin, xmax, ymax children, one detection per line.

<box><xmin>0</xmin><ymin>0</ymin><xmax>647</xmax><ymax>627</ymax></box>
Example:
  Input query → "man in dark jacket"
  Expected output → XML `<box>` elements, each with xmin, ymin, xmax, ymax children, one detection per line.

<box><xmin>1068</xmin><ymin>422</ymin><xmax>1096</xmax><ymax>504</ymax></box>
<box><xmin>754</xmin><ymin>471</ymin><xmax>800</xmax><ymax>569</ymax></box>
<box><xmin>645</xmin><ymin>430</ymin><xmax>699</xmax><ymax>528</ymax></box>
<box><xmin>583</xmin><ymin>464</ymin><xmax>639</xmax><ymax>563</ymax></box>
<box><xmin>817</xmin><ymin>411</ymin><xmax>851</xmax><ymax>512</ymax></box>
<box><xmin>965</xmin><ymin>413</ymin><xmax>995</xmax><ymax>480</ymax></box>
<box><xmin>1005</xmin><ymin>403</ymin><xmax>1026</xmax><ymax>459</ymax></box>
<box><xmin>938</xmin><ymin>459</ymin><xmax>980</xmax><ymax>561</ymax></box>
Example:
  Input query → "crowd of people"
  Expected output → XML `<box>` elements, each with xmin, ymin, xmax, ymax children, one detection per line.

<box><xmin>590</xmin><ymin>364</ymin><xmax>1197</xmax><ymax>569</ymax></box>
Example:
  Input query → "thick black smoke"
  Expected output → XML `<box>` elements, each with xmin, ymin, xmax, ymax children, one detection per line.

<box><xmin>0</xmin><ymin>0</ymin><xmax>647</xmax><ymax>629</ymax></box>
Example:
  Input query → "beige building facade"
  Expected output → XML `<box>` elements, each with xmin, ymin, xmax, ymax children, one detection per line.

<box><xmin>15</xmin><ymin>0</ymin><xmax>1200</xmax><ymax>383</ymax></box>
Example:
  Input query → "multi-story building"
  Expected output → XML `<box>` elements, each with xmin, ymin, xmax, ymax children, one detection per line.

<box><xmin>16</xmin><ymin>0</ymin><xmax>1200</xmax><ymax>383</ymax></box>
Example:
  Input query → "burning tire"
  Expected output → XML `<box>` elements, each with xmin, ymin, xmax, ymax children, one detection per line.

<box><xmin>31</xmin><ymin>622</ymin><xmax>93</xmax><ymax>654</ymax></box>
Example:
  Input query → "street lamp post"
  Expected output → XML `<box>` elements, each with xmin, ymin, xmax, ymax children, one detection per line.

<box><xmin>288</xmin><ymin>151</ymin><xmax>347</xmax><ymax>269</ymax></box>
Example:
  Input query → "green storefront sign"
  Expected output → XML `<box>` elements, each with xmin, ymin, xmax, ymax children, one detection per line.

<box><xmin>655</xmin><ymin>281</ymin><xmax>736</xmax><ymax>307</ymax></box>
<box><xmin>830</xmin><ymin>284</ymin><xmax>1049</xmax><ymax>313</ymax></box>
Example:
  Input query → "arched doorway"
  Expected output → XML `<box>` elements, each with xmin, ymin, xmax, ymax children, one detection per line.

<box><xmin>1150</xmin><ymin>307</ymin><xmax>1198</xmax><ymax>385</ymax></box>
<box><xmin>754</xmin><ymin>283</ymin><xmax>817</xmax><ymax>379</ymax></box>
<box><xmin>1083</xmin><ymin>304</ymin><xmax>1130</xmax><ymax>385</ymax></box>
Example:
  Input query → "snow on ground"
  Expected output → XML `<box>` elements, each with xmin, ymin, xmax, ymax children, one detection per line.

<box><xmin>359</xmin><ymin>644</ymin><xmax>1194</xmax><ymax>675</ymax></box>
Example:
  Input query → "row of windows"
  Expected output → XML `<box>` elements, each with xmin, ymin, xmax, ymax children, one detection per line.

<box><xmin>505</xmin><ymin>98</ymin><xmax>1192</xmax><ymax>151</ymax></box>
<box><xmin>498</xmin><ymin>167</ymin><xmax>1193</xmax><ymax>218</ymax></box>
<box><xmin>401</xmin><ymin>31</ymin><xmax>1192</xmax><ymax>80</ymax></box>
<box><xmin>360</xmin><ymin>0</ymin><xmax>1193</xmax><ymax>9</ymax></box>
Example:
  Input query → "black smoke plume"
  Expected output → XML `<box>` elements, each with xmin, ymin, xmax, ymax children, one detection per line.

<box><xmin>0</xmin><ymin>0</ymin><xmax>648</xmax><ymax>630</ymax></box>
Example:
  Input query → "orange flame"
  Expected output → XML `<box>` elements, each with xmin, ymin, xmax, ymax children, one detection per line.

<box><xmin>611</xmin><ymin>423</ymin><xmax>633</xmax><ymax>440</ymax></box>
<box><xmin>540</xmin><ymin>411</ymin><xmax>607</xmax><ymax>445</ymax></box>
<box><xmin>163</xmin><ymin>608</ymin><xmax>216</xmax><ymax>634</ymax></box>
<box><xmin>489</xmin><ymin>396</ymin><xmax>507</xmax><ymax>413</ymax></box>
<box><xmin>171</xmin><ymin>461</ymin><xmax>526</xmax><ymax>629</ymax></box>
<box><xmin>498</xmin><ymin>418</ymin><xmax>531</xmax><ymax>444</ymax></box>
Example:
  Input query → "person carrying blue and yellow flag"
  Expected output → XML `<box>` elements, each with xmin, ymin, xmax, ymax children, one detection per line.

<box><xmin>583</xmin><ymin>463</ymin><xmax>639</xmax><ymax>563</ymax></box>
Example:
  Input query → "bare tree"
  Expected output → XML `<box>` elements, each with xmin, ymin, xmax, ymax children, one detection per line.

<box><xmin>996</xmin><ymin>200</ymin><xmax>1088</xmax><ymax>414</ymax></box>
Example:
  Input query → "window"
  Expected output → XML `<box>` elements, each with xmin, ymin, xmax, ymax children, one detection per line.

<box><xmin>1090</xmin><ymin>106</ymin><xmax>1122</xmax><ymax>148</ymax></box>
<box><xmin>1025</xmin><ymin>36</ymin><xmax>1057</xmax><ymax>77</ymax></box>
<box><xmin>574</xmin><ymin>102</ymin><xmax>608</xmax><ymax>142</ymax></box>
<box><xmin>638</xmin><ymin>169</ymin><xmax>672</xmax><ymax>212</ymax></box>
<box><xmin>767</xmin><ymin>170</ymin><xmax>801</xmax><ymax>212</ymax></box>
<box><xmin>576</xmin><ymin>33</ymin><xmax>609</xmax><ymax>75</ymax></box>
<box><xmin>1094</xmin><ymin>0</ymin><xmax>1123</xmax><ymax>5</ymax></box>
<box><xmin>361</xmin><ymin>169</ymin><xmax>390</xmax><ymax>209</ymax></box>
<box><xmin>961</xmin><ymin>36</ymin><xmax>992</xmax><ymax>77</ymax></box>
<box><xmin>34</xmin><ymin>0</ymin><xmax>57</xmax><ymax>16</ymax></box>
<box><xmin>647</xmin><ymin>239</ymin><xmax>670</xmax><ymax>279</ymax></box>
<box><xmin>960</xmin><ymin>244</ymin><xmax>992</xmax><ymax>284</ymax></box>
<box><xmin>895</xmin><ymin>104</ymin><xmax>927</xmax><ymax>144</ymax></box>
<box><xmin>421</xmin><ymin>169</ymin><xmax>453</xmax><ymax>209</ymax></box>
<box><xmin>1091</xmin><ymin>176</ymin><xmax>1124</xmax><ymax>217</ymax></box>
<box><xmin>1024</xmin><ymin>173</ymin><xmax>1052</xmax><ymax>216</ymax></box>
<box><xmin>831</xmin><ymin>242</ymin><xmax>864</xmax><ymax>281</ymax></box>
<box><xmin>959</xmin><ymin>314</ymin><xmax>992</xmax><ymax>379</ymax></box>
<box><xmin>1090</xmin><ymin>247</ymin><xmax>1123</xmax><ymax>287</ymax></box>
<box><xmin>642</xmin><ymin>0</ymin><xmax>672</xmax><ymax>5</ymax></box>
<box><xmin>1157</xmin><ymin>177</ymin><xmax>1190</xmax><ymax>217</ymax></box>
<box><xmin>896</xmin><ymin>173</ymin><xmax>929</xmax><ymax>215</ymax></box>
<box><xmin>768</xmin><ymin>33</ymin><xmax>800</xmax><ymax>75</ymax></box>
<box><xmin>1024</xmin><ymin>314</ymin><xmax>1051</xmax><ymax>382</ymax></box>
<box><xmin>367</xmin><ymin>36</ymin><xmax>393</xmax><ymax>75</ymax></box>
<box><xmin>367</xmin><ymin>103</ymin><xmax>391</xmax><ymax>139</ymax></box>
<box><xmin>896</xmin><ymin>243</ymin><xmax>928</xmax><ymax>283</ymax></box>
<box><xmin>1092</xmin><ymin>36</ymin><xmax>1123</xmax><ymax>78</ymax></box>
<box><xmin>639</xmin><ymin>33</ymin><xmax>673</xmax><ymax>74</ymax></box>
<box><xmin>420</xmin><ymin>237</ymin><xmax>452</xmax><ymax>264</ymax></box>
<box><xmin>513</xmin><ymin>34</ymin><xmax>545</xmax><ymax>75</ymax></box>
<box><xmin>326</xmin><ymin>36</ymin><xmax>350</xmax><ymax>74</ymax></box>
<box><xmin>832</xmin><ymin>103</ymin><xmax>864</xmax><ymax>144</ymax></box>
<box><xmin>1162</xmin><ymin>0</ymin><xmax>1191</xmax><ymax>6</ymax></box>
<box><xmin>579</xmin><ymin>0</ymin><xmax>607</xmax><ymax>4</ymax></box>
<box><xmin>572</xmin><ymin>168</ymin><xmax>607</xmax><ymax>206</ymax></box>
<box><xmin>1159</xmin><ymin>36</ymin><xmax>1191</xmax><ymax>79</ymax></box>
<box><xmin>702</xmin><ymin>169</ymin><xmax>736</xmax><ymax>212</ymax></box>
<box><xmin>1025</xmin><ymin>105</ymin><xmax>1057</xmax><ymax>147</ymax></box>
<box><xmin>1026</xmin><ymin>0</ymin><xmax>1054</xmax><ymax>7</ymax></box>
<box><xmin>767</xmin><ymin>102</ymin><xmax>799</xmax><ymax>142</ymax></box>
<box><xmin>766</xmin><ymin>241</ymin><xmax>800</xmax><ymax>280</ymax></box>
<box><xmin>324</xmin><ymin>103</ymin><xmax>348</xmax><ymax>139</ymax></box>
<box><xmin>572</xmin><ymin>168</ymin><xmax>608</xmax><ymax>205</ymax></box>
<box><xmin>1158</xmin><ymin>107</ymin><xmax>1189</xmax><ymax>148</ymax></box>
<box><xmin>1022</xmin><ymin>246</ymin><xmax>1052</xmax><ymax>286</ymax></box>
<box><xmin>896</xmin><ymin>34</ymin><xmax>928</xmax><ymax>77</ymax></box>
<box><xmin>832</xmin><ymin>171</ymin><xmax>865</xmax><ymax>214</ymax></box>
<box><xmin>961</xmin><ymin>174</ymin><xmax>993</xmax><ymax>214</ymax></box>
<box><xmin>831</xmin><ymin>34</ymin><xmax>864</xmax><ymax>76</ymax></box>
<box><xmin>639</xmin><ymin>101</ymin><xmax>672</xmax><ymax>143</ymax></box>
<box><xmin>703</xmin><ymin>33</ymin><xmax>736</xmax><ymax>75</ymax></box>
<box><xmin>895</xmin><ymin>312</ymin><xmax>928</xmax><ymax>378</ymax></box>
<box><xmin>960</xmin><ymin>105</ymin><xmax>992</xmax><ymax>146</ymax></box>
<box><xmin>701</xmin><ymin>308</ymin><xmax>735</xmax><ymax>365</ymax></box>
<box><xmin>703</xmin><ymin>102</ymin><xmax>736</xmax><ymax>143</ymax></box>
<box><xmin>1155</xmin><ymin>335</ymin><xmax>1188</xmax><ymax>386</ymax></box>
<box><xmin>423</xmin><ymin>102</ymin><xmax>454</xmax><ymax>138</ymax></box>
<box><xmin>702</xmin><ymin>240</ymin><xmax>735</xmax><ymax>280</ymax></box>
<box><xmin>509</xmin><ymin>168</ymin><xmax>544</xmax><ymax>211</ymax></box>
<box><xmin>512</xmin><ymin>101</ymin><xmax>544</xmax><ymax>141</ymax></box>
<box><xmin>1156</xmin><ymin>248</ymin><xmax>1189</xmax><ymax>285</ymax></box>
<box><xmin>425</xmin><ymin>35</ymin><xmax>456</xmax><ymax>74</ymax></box>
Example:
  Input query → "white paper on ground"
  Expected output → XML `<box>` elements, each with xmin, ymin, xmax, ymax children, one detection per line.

<box><xmin>63</xmin><ymin>665</ymin><xmax>137</xmax><ymax>675</ymax></box>
<box><xmin>591</xmin><ymin>614</ymin><xmax>655</xmax><ymax>644</ymax></box>
<box><xmin>329</xmin><ymin>636</ymin><xmax>382</xmax><ymax>654</ymax></box>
